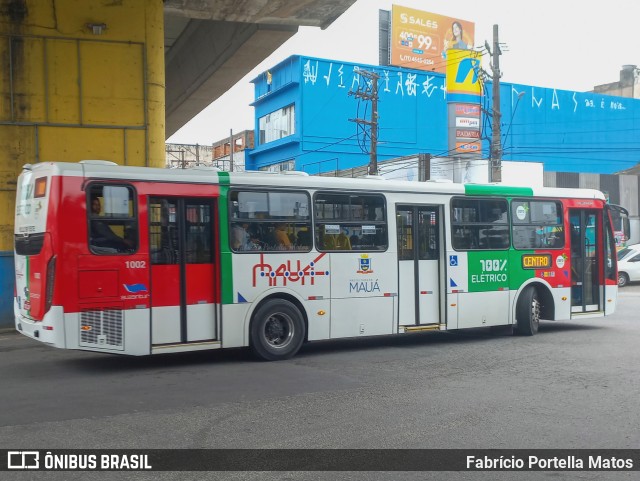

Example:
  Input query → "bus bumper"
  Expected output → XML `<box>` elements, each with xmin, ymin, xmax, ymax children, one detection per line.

<box><xmin>14</xmin><ymin>301</ymin><xmax>66</xmax><ymax>348</ymax></box>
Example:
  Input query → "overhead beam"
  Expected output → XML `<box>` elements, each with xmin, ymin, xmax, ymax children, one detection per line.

<box><xmin>165</xmin><ymin>20</ymin><xmax>296</xmax><ymax>138</ymax></box>
<box><xmin>164</xmin><ymin>0</ymin><xmax>357</xmax><ymax>137</ymax></box>
<box><xmin>164</xmin><ymin>0</ymin><xmax>355</xmax><ymax>29</ymax></box>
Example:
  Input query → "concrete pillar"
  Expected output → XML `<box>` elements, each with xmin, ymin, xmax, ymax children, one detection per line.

<box><xmin>0</xmin><ymin>0</ymin><xmax>165</xmax><ymax>326</ymax></box>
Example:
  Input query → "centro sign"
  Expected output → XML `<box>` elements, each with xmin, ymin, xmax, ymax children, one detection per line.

<box><xmin>522</xmin><ymin>254</ymin><xmax>552</xmax><ymax>269</ymax></box>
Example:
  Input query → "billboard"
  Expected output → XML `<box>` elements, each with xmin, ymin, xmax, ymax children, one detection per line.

<box><xmin>445</xmin><ymin>49</ymin><xmax>482</xmax><ymax>101</ymax></box>
<box><xmin>390</xmin><ymin>5</ymin><xmax>474</xmax><ymax>73</ymax></box>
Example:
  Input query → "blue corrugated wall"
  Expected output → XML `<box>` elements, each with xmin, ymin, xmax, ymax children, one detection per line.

<box><xmin>248</xmin><ymin>55</ymin><xmax>640</xmax><ymax>175</ymax></box>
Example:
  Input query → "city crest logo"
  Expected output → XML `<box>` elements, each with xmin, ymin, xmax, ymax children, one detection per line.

<box><xmin>357</xmin><ymin>254</ymin><xmax>373</xmax><ymax>274</ymax></box>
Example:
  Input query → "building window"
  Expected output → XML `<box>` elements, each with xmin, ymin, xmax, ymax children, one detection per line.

<box><xmin>229</xmin><ymin>190</ymin><xmax>311</xmax><ymax>252</ymax></box>
<box><xmin>88</xmin><ymin>184</ymin><xmax>137</xmax><ymax>255</ymax></box>
<box><xmin>314</xmin><ymin>193</ymin><xmax>388</xmax><ymax>251</ymax></box>
<box><xmin>258</xmin><ymin>160</ymin><xmax>295</xmax><ymax>172</ymax></box>
<box><xmin>451</xmin><ymin>198</ymin><xmax>509</xmax><ymax>250</ymax></box>
<box><xmin>259</xmin><ymin>104</ymin><xmax>295</xmax><ymax>144</ymax></box>
<box><xmin>511</xmin><ymin>200</ymin><xmax>564</xmax><ymax>249</ymax></box>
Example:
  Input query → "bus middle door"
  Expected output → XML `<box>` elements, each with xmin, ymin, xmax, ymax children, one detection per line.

<box><xmin>396</xmin><ymin>205</ymin><xmax>442</xmax><ymax>327</ymax></box>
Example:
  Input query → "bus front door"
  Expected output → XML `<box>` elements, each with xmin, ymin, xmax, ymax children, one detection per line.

<box><xmin>149</xmin><ymin>197</ymin><xmax>218</xmax><ymax>346</ymax></box>
<box><xmin>396</xmin><ymin>205</ymin><xmax>442</xmax><ymax>327</ymax></box>
<box><xmin>569</xmin><ymin>209</ymin><xmax>600</xmax><ymax>313</ymax></box>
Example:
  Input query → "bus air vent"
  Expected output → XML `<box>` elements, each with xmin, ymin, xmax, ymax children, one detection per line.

<box><xmin>191</xmin><ymin>166</ymin><xmax>221</xmax><ymax>172</ymax></box>
<box><xmin>79</xmin><ymin>160</ymin><xmax>117</xmax><ymax>166</ymax></box>
<box><xmin>79</xmin><ymin>308</ymin><xmax>124</xmax><ymax>350</ymax></box>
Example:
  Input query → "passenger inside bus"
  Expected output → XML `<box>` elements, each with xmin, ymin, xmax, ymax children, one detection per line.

<box><xmin>330</xmin><ymin>230</ymin><xmax>351</xmax><ymax>250</ymax></box>
<box><xmin>296</xmin><ymin>229</ymin><xmax>311</xmax><ymax>249</ymax></box>
<box><xmin>230</xmin><ymin>222</ymin><xmax>263</xmax><ymax>251</ymax></box>
<box><xmin>274</xmin><ymin>223</ymin><xmax>292</xmax><ymax>248</ymax></box>
<box><xmin>350</xmin><ymin>234</ymin><xmax>360</xmax><ymax>248</ymax></box>
<box><xmin>318</xmin><ymin>225</ymin><xmax>352</xmax><ymax>250</ymax></box>
<box><xmin>231</xmin><ymin>222</ymin><xmax>251</xmax><ymax>250</ymax></box>
<box><xmin>89</xmin><ymin>196</ymin><xmax>134</xmax><ymax>253</ymax></box>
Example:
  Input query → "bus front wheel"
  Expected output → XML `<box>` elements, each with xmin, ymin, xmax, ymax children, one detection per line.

<box><xmin>250</xmin><ymin>299</ymin><xmax>305</xmax><ymax>361</ymax></box>
<box><xmin>516</xmin><ymin>286</ymin><xmax>540</xmax><ymax>336</ymax></box>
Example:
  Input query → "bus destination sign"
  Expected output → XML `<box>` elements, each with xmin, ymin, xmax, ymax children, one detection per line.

<box><xmin>521</xmin><ymin>254</ymin><xmax>552</xmax><ymax>269</ymax></box>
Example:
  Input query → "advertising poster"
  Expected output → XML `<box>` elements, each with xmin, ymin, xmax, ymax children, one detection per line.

<box><xmin>391</xmin><ymin>5</ymin><xmax>474</xmax><ymax>73</ymax></box>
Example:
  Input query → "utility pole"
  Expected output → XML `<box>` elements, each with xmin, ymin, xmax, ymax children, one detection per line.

<box><xmin>229</xmin><ymin>129</ymin><xmax>234</xmax><ymax>172</ymax></box>
<box><xmin>348</xmin><ymin>69</ymin><xmax>380</xmax><ymax>175</ymax></box>
<box><xmin>418</xmin><ymin>153</ymin><xmax>431</xmax><ymax>181</ymax></box>
<box><xmin>488</xmin><ymin>24</ymin><xmax>502</xmax><ymax>183</ymax></box>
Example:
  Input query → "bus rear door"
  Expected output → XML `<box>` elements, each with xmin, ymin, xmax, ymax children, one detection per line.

<box><xmin>149</xmin><ymin>197</ymin><xmax>218</xmax><ymax>347</ymax></box>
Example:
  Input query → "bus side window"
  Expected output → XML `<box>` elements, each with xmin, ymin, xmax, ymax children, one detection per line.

<box><xmin>228</xmin><ymin>190</ymin><xmax>312</xmax><ymax>253</ymax></box>
<box><xmin>451</xmin><ymin>198</ymin><xmax>509</xmax><ymax>251</ymax></box>
<box><xmin>314</xmin><ymin>192</ymin><xmax>387</xmax><ymax>252</ymax></box>
<box><xmin>511</xmin><ymin>200</ymin><xmax>564</xmax><ymax>250</ymax></box>
<box><xmin>88</xmin><ymin>185</ymin><xmax>137</xmax><ymax>255</ymax></box>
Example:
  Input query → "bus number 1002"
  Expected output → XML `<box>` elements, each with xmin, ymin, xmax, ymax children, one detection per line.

<box><xmin>125</xmin><ymin>261</ymin><xmax>146</xmax><ymax>269</ymax></box>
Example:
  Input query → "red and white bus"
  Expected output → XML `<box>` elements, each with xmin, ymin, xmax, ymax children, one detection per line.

<box><xmin>14</xmin><ymin>161</ymin><xmax>624</xmax><ymax>360</ymax></box>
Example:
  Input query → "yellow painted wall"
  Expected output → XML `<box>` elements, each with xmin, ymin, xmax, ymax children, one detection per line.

<box><xmin>0</xmin><ymin>0</ymin><xmax>165</xmax><ymax>251</ymax></box>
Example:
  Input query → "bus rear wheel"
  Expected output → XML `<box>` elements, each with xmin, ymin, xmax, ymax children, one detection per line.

<box><xmin>516</xmin><ymin>286</ymin><xmax>540</xmax><ymax>336</ymax></box>
<box><xmin>250</xmin><ymin>299</ymin><xmax>305</xmax><ymax>361</ymax></box>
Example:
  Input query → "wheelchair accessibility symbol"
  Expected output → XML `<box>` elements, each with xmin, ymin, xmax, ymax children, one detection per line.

<box><xmin>449</xmin><ymin>255</ymin><xmax>458</xmax><ymax>267</ymax></box>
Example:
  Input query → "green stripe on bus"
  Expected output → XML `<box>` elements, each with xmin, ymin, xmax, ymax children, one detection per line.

<box><xmin>218</xmin><ymin>184</ymin><xmax>234</xmax><ymax>304</ymax></box>
<box><xmin>464</xmin><ymin>185</ymin><xmax>534</xmax><ymax>197</ymax></box>
<box><xmin>217</xmin><ymin>171</ymin><xmax>230</xmax><ymax>185</ymax></box>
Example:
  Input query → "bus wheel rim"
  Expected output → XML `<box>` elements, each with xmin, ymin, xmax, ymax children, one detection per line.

<box><xmin>264</xmin><ymin>313</ymin><xmax>294</xmax><ymax>349</ymax></box>
<box><xmin>532</xmin><ymin>297</ymin><xmax>541</xmax><ymax>327</ymax></box>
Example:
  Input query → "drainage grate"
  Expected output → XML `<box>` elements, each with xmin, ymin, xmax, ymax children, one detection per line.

<box><xmin>80</xmin><ymin>308</ymin><xmax>123</xmax><ymax>350</ymax></box>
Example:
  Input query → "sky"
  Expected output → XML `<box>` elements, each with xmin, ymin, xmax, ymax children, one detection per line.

<box><xmin>167</xmin><ymin>0</ymin><xmax>640</xmax><ymax>145</ymax></box>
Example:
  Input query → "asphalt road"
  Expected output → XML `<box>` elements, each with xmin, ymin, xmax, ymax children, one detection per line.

<box><xmin>2</xmin><ymin>286</ymin><xmax>640</xmax><ymax>481</ymax></box>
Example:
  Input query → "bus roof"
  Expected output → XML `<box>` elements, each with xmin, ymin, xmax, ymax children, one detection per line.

<box><xmin>24</xmin><ymin>161</ymin><xmax>606</xmax><ymax>201</ymax></box>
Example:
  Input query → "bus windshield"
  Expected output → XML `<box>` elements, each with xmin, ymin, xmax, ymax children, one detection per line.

<box><xmin>608</xmin><ymin>204</ymin><xmax>630</xmax><ymax>249</ymax></box>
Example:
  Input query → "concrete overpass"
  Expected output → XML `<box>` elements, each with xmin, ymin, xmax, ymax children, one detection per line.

<box><xmin>163</xmin><ymin>0</ymin><xmax>357</xmax><ymax>137</ymax></box>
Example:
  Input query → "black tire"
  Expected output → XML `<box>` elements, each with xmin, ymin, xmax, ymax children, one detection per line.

<box><xmin>250</xmin><ymin>299</ymin><xmax>305</xmax><ymax>361</ymax></box>
<box><xmin>618</xmin><ymin>272</ymin><xmax>629</xmax><ymax>288</ymax></box>
<box><xmin>516</xmin><ymin>286</ymin><xmax>540</xmax><ymax>336</ymax></box>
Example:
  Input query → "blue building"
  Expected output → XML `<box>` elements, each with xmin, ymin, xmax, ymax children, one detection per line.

<box><xmin>247</xmin><ymin>55</ymin><xmax>640</xmax><ymax>175</ymax></box>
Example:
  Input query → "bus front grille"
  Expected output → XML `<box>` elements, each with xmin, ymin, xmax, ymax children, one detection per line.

<box><xmin>79</xmin><ymin>308</ymin><xmax>124</xmax><ymax>350</ymax></box>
